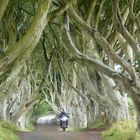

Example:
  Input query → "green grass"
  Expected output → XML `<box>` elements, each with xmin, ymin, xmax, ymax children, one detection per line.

<box><xmin>89</xmin><ymin>119</ymin><xmax>109</xmax><ymax>129</ymax></box>
<box><xmin>102</xmin><ymin>120</ymin><xmax>140</xmax><ymax>140</ymax></box>
<box><xmin>0</xmin><ymin>121</ymin><xmax>19</xmax><ymax>140</ymax></box>
<box><xmin>73</xmin><ymin>119</ymin><xmax>108</xmax><ymax>132</ymax></box>
<box><xmin>23</xmin><ymin>122</ymin><xmax>36</xmax><ymax>131</ymax></box>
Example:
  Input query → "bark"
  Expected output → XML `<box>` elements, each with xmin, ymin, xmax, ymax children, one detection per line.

<box><xmin>0</xmin><ymin>0</ymin><xmax>52</xmax><ymax>75</ymax></box>
<box><xmin>6</xmin><ymin>7</ymin><xmax>17</xmax><ymax>46</ymax></box>
<box><xmin>68</xmin><ymin>7</ymin><xmax>136</xmax><ymax>81</ymax></box>
<box><xmin>112</xmin><ymin>0</ymin><xmax>140</xmax><ymax>63</ymax></box>
<box><xmin>0</xmin><ymin>0</ymin><xmax>52</xmax><ymax>125</ymax></box>
<box><xmin>61</xmin><ymin>26</ymin><xmax>131</xmax><ymax>85</ymax></box>
<box><xmin>86</xmin><ymin>0</ymin><xmax>96</xmax><ymax>24</ymax></box>
<box><xmin>0</xmin><ymin>0</ymin><xmax>9</xmax><ymax>22</ymax></box>
<box><xmin>47</xmin><ymin>0</ymin><xmax>76</xmax><ymax>21</ymax></box>
<box><xmin>117</xmin><ymin>33</ymin><xmax>133</xmax><ymax>61</ymax></box>
<box><xmin>1</xmin><ymin>0</ymin><xmax>140</xmax><ymax>130</ymax></box>
<box><xmin>45</xmin><ymin>50</ymin><xmax>129</xmax><ymax>128</ymax></box>
<box><xmin>131</xmin><ymin>93</ymin><xmax>140</xmax><ymax>130</ymax></box>
<box><xmin>44</xmin><ymin>0</ymin><xmax>140</xmax><ymax>129</ymax></box>
<box><xmin>0</xmin><ymin>63</ymin><xmax>34</xmax><ymax>125</ymax></box>
<box><xmin>128</xmin><ymin>0</ymin><xmax>140</xmax><ymax>41</ymax></box>
<box><xmin>59</xmin><ymin>14</ymin><xmax>130</xmax><ymax>126</ymax></box>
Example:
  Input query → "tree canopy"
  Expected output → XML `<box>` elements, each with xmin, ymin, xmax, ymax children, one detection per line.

<box><xmin>0</xmin><ymin>0</ymin><xmax>140</xmax><ymax>130</ymax></box>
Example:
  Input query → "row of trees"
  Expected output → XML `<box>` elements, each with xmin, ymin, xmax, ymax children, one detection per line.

<box><xmin>0</xmin><ymin>0</ymin><xmax>140</xmax><ymax>129</ymax></box>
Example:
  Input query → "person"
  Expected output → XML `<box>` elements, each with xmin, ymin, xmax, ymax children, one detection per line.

<box><xmin>58</xmin><ymin>109</ymin><xmax>69</xmax><ymax>118</ymax></box>
<box><xmin>58</xmin><ymin>109</ymin><xmax>69</xmax><ymax>127</ymax></box>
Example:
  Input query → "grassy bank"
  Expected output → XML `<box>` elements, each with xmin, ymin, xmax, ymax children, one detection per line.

<box><xmin>102</xmin><ymin>120</ymin><xmax>140</xmax><ymax>140</ymax></box>
<box><xmin>0</xmin><ymin>121</ymin><xmax>19</xmax><ymax>140</ymax></box>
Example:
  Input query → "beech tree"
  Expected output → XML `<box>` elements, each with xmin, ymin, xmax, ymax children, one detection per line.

<box><xmin>0</xmin><ymin>0</ymin><xmax>75</xmax><ymax>127</ymax></box>
<box><xmin>59</xmin><ymin>0</ymin><xmax>140</xmax><ymax>129</ymax></box>
<box><xmin>0</xmin><ymin>0</ymin><xmax>140</xmax><ymax>130</ymax></box>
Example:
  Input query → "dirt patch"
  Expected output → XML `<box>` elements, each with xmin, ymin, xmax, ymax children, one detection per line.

<box><xmin>18</xmin><ymin>125</ymin><xmax>103</xmax><ymax>140</ymax></box>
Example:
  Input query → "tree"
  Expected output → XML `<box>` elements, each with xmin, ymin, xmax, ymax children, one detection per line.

<box><xmin>0</xmin><ymin>0</ymin><xmax>75</xmax><ymax>127</ymax></box>
<box><xmin>0</xmin><ymin>0</ymin><xmax>140</xmax><ymax>130</ymax></box>
<box><xmin>59</xmin><ymin>0</ymin><xmax>140</xmax><ymax>129</ymax></box>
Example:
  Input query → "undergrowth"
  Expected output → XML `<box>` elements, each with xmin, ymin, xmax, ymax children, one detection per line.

<box><xmin>74</xmin><ymin>119</ymin><xmax>108</xmax><ymax>131</ymax></box>
<box><xmin>0</xmin><ymin>121</ymin><xmax>19</xmax><ymax>140</ymax></box>
<box><xmin>102</xmin><ymin>120</ymin><xmax>140</xmax><ymax>140</ymax></box>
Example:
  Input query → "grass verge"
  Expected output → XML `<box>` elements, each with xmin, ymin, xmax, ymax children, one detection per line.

<box><xmin>0</xmin><ymin>121</ymin><xmax>19</xmax><ymax>140</ymax></box>
<box><xmin>102</xmin><ymin>120</ymin><xmax>140</xmax><ymax>140</ymax></box>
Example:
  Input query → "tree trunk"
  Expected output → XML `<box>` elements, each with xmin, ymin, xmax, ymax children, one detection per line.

<box><xmin>130</xmin><ymin>87</ymin><xmax>140</xmax><ymax>130</ymax></box>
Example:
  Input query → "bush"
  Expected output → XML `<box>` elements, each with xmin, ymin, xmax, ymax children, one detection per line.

<box><xmin>102</xmin><ymin>120</ymin><xmax>140</xmax><ymax>140</ymax></box>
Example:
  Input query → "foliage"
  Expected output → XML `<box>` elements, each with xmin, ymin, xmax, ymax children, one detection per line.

<box><xmin>31</xmin><ymin>44</ymin><xmax>46</xmax><ymax>81</ymax></box>
<box><xmin>24</xmin><ymin>122</ymin><xmax>35</xmax><ymax>131</ymax></box>
<box><xmin>33</xmin><ymin>101</ymin><xmax>53</xmax><ymax>119</ymax></box>
<box><xmin>128</xmin><ymin>97</ymin><xmax>136</xmax><ymax>116</ymax></box>
<box><xmin>74</xmin><ymin>119</ymin><xmax>108</xmax><ymax>131</ymax></box>
<box><xmin>0</xmin><ymin>121</ymin><xmax>19</xmax><ymax>140</ymax></box>
<box><xmin>89</xmin><ymin>119</ymin><xmax>109</xmax><ymax>129</ymax></box>
<box><xmin>102</xmin><ymin>121</ymin><xmax>140</xmax><ymax>140</ymax></box>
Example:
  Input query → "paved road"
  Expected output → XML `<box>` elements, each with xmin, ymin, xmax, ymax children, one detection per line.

<box><xmin>18</xmin><ymin>125</ymin><xmax>102</xmax><ymax>140</ymax></box>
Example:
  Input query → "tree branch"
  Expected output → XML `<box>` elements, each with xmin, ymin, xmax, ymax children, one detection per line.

<box><xmin>0</xmin><ymin>0</ymin><xmax>9</xmax><ymax>22</ymax></box>
<box><xmin>68</xmin><ymin>7</ymin><xmax>136</xmax><ymax>81</ymax></box>
<box><xmin>0</xmin><ymin>0</ymin><xmax>52</xmax><ymax>75</ymax></box>
<box><xmin>47</xmin><ymin>0</ymin><xmax>76</xmax><ymax>22</ymax></box>
<box><xmin>95</xmin><ymin>0</ymin><xmax>105</xmax><ymax>29</ymax></box>
<box><xmin>59</xmin><ymin>62</ymin><xmax>89</xmax><ymax>101</ymax></box>
<box><xmin>112</xmin><ymin>0</ymin><xmax>140</xmax><ymax>64</ymax></box>
<box><xmin>86</xmin><ymin>0</ymin><xmax>96</xmax><ymax>24</ymax></box>
<box><xmin>127</xmin><ymin>0</ymin><xmax>140</xmax><ymax>41</ymax></box>
<box><xmin>61</xmin><ymin>26</ymin><xmax>132</xmax><ymax>85</ymax></box>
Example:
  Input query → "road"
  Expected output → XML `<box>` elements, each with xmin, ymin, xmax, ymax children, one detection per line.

<box><xmin>18</xmin><ymin>125</ymin><xmax>102</xmax><ymax>140</ymax></box>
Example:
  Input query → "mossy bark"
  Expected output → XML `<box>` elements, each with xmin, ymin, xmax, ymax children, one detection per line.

<box><xmin>0</xmin><ymin>0</ymin><xmax>52</xmax><ymax>128</ymax></box>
